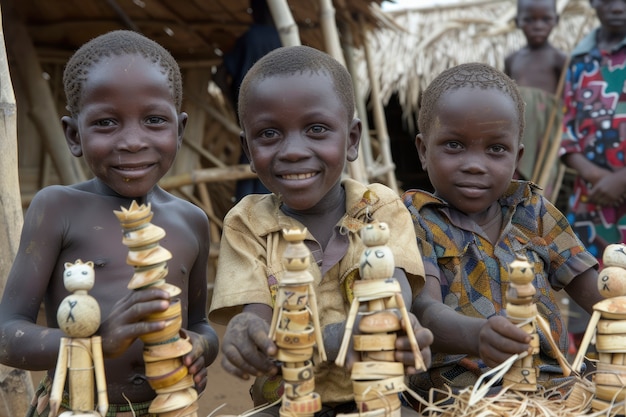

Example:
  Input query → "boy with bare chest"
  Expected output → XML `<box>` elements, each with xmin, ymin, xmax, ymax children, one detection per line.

<box><xmin>0</xmin><ymin>31</ymin><xmax>218</xmax><ymax>416</ymax></box>
<box><xmin>505</xmin><ymin>0</ymin><xmax>567</xmax><ymax>95</ymax></box>
<box><xmin>504</xmin><ymin>0</ymin><xmax>567</xmax><ymax>186</ymax></box>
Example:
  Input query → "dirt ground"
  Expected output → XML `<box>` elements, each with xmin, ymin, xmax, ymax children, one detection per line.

<box><xmin>29</xmin><ymin>323</ymin><xmax>255</xmax><ymax>417</ymax></box>
<box><xmin>197</xmin><ymin>323</ymin><xmax>254</xmax><ymax>416</ymax></box>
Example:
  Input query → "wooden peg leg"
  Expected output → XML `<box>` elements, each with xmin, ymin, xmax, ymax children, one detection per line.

<box><xmin>307</xmin><ymin>284</ymin><xmax>327</xmax><ymax>362</ymax></box>
<box><xmin>394</xmin><ymin>292</ymin><xmax>426</xmax><ymax>372</ymax></box>
<box><xmin>572</xmin><ymin>310</ymin><xmax>601</xmax><ymax>373</ymax></box>
<box><xmin>335</xmin><ymin>299</ymin><xmax>361</xmax><ymax>367</ymax></box>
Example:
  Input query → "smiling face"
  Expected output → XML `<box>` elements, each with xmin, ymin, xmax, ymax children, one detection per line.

<box><xmin>63</xmin><ymin>54</ymin><xmax>186</xmax><ymax>198</ymax></box>
<box><xmin>240</xmin><ymin>71</ymin><xmax>361</xmax><ymax>212</ymax></box>
<box><xmin>416</xmin><ymin>86</ymin><xmax>524</xmax><ymax>220</ymax></box>
<box><xmin>516</xmin><ymin>0</ymin><xmax>558</xmax><ymax>48</ymax></box>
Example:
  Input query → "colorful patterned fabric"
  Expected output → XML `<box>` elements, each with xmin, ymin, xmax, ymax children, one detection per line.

<box><xmin>403</xmin><ymin>181</ymin><xmax>597</xmax><ymax>391</ymax></box>
<box><xmin>559</xmin><ymin>28</ymin><xmax>626</xmax><ymax>262</ymax></box>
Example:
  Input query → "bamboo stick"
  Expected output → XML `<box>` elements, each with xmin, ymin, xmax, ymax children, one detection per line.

<box><xmin>0</xmin><ymin>4</ymin><xmax>35</xmax><ymax>416</ymax></box>
<box><xmin>159</xmin><ymin>164</ymin><xmax>257</xmax><ymax>190</ymax></box>
<box><xmin>360</xmin><ymin>15</ymin><xmax>398</xmax><ymax>192</ymax></box>
<box><xmin>572</xmin><ymin>310</ymin><xmax>601</xmax><ymax>373</ymax></box>
<box><xmin>319</xmin><ymin>0</ymin><xmax>346</xmax><ymax>66</ymax></box>
<box><xmin>195</xmin><ymin>166</ymin><xmax>222</xmax><ymax>245</ymax></box>
<box><xmin>267</xmin><ymin>0</ymin><xmax>300</xmax><ymax>47</ymax></box>
<box><xmin>186</xmin><ymin>91</ymin><xmax>241</xmax><ymax>135</ymax></box>
<box><xmin>174</xmin><ymin>69</ymin><xmax>208</xmax><ymax>194</ymax></box>
<box><xmin>92</xmin><ymin>336</ymin><xmax>108</xmax><ymax>417</ymax></box>
<box><xmin>182</xmin><ymin>137</ymin><xmax>226</xmax><ymax>168</ymax></box>
<box><xmin>340</xmin><ymin>21</ymin><xmax>369</xmax><ymax>184</ymax></box>
<box><xmin>173</xmin><ymin>187</ymin><xmax>224</xmax><ymax>229</ymax></box>
<box><xmin>4</xmin><ymin>12</ymin><xmax>85</xmax><ymax>185</ymax></box>
<box><xmin>536</xmin><ymin>315</ymin><xmax>572</xmax><ymax>377</ymax></box>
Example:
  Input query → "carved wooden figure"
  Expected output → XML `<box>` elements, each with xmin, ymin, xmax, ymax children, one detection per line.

<box><xmin>503</xmin><ymin>256</ymin><xmax>541</xmax><ymax>391</ymax></box>
<box><xmin>503</xmin><ymin>256</ymin><xmax>571</xmax><ymax>392</ymax></box>
<box><xmin>335</xmin><ymin>221</ymin><xmax>425</xmax><ymax>417</ymax></box>
<box><xmin>572</xmin><ymin>243</ymin><xmax>626</xmax><ymax>414</ymax></box>
<box><xmin>50</xmin><ymin>260</ymin><xmax>108</xmax><ymax>417</ymax></box>
<box><xmin>115</xmin><ymin>201</ymin><xmax>198</xmax><ymax>417</ymax></box>
<box><xmin>268</xmin><ymin>228</ymin><xmax>327</xmax><ymax>417</ymax></box>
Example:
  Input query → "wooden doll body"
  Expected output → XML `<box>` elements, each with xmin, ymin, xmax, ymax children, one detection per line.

<box><xmin>572</xmin><ymin>243</ymin><xmax>626</xmax><ymax>413</ymax></box>
<box><xmin>50</xmin><ymin>260</ymin><xmax>108</xmax><ymax>417</ymax></box>
<box><xmin>268</xmin><ymin>228</ymin><xmax>326</xmax><ymax>417</ymax></box>
<box><xmin>503</xmin><ymin>257</ymin><xmax>540</xmax><ymax>391</ymax></box>
<box><xmin>503</xmin><ymin>256</ymin><xmax>571</xmax><ymax>392</ymax></box>
<box><xmin>335</xmin><ymin>221</ymin><xmax>425</xmax><ymax>417</ymax></box>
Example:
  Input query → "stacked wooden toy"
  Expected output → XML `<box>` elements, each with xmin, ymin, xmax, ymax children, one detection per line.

<box><xmin>503</xmin><ymin>256</ymin><xmax>541</xmax><ymax>392</ymax></box>
<box><xmin>115</xmin><ymin>201</ymin><xmax>198</xmax><ymax>417</ymax></box>
<box><xmin>573</xmin><ymin>243</ymin><xmax>626</xmax><ymax>414</ymax></box>
<box><xmin>268</xmin><ymin>228</ymin><xmax>326</xmax><ymax>417</ymax></box>
<box><xmin>50</xmin><ymin>260</ymin><xmax>108</xmax><ymax>416</ymax></box>
<box><xmin>336</xmin><ymin>221</ymin><xmax>425</xmax><ymax>417</ymax></box>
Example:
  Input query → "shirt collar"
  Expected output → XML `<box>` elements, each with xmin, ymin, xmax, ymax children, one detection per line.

<box><xmin>410</xmin><ymin>180</ymin><xmax>535</xmax><ymax>213</ymax></box>
<box><xmin>572</xmin><ymin>28</ymin><xmax>626</xmax><ymax>56</ymax></box>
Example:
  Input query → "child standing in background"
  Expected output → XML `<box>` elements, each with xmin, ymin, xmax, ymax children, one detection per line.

<box><xmin>560</xmin><ymin>0</ymin><xmax>626</xmax><ymax>265</ymax></box>
<box><xmin>505</xmin><ymin>0</ymin><xmax>567</xmax><ymax>185</ymax></box>
<box><xmin>209</xmin><ymin>45</ymin><xmax>433</xmax><ymax>417</ymax></box>
<box><xmin>559</xmin><ymin>0</ymin><xmax>626</xmax><ymax>351</ymax></box>
<box><xmin>0</xmin><ymin>30</ymin><xmax>218</xmax><ymax>417</ymax></box>
<box><xmin>404</xmin><ymin>62</ymin><xmax>601</xmax><ymax>399</ymax></box>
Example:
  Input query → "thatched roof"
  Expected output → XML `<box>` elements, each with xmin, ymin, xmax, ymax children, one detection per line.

<box><xmin>1</xmin><ymin>0</ymin><xmax>403</xmax><ymax>255</ymax></box>
<box><xmin>6</xmin><ymin>0</ymin><xmax>389</xmax><ymax>66</ymax></box>
<box><xmin>360</xmin><ymin>0</ymin><xmax>599</xmax><ymax>127</ymax></box>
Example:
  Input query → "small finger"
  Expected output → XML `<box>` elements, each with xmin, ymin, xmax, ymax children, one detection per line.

<box><xmin>193</xmin><ymin>367</ymin><xmax>208</xmax><ymax>392</ymax></box>
<box><xmin>221</xmin><ymin>355</ymin><xmax>251</xmax><ymax>380</ymax></box>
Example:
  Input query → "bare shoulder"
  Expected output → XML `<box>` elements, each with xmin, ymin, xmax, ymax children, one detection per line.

<box><xmin>151</xmin><ymin>188</ymin><xmax>209</xmax><ymax>232</ymax></box>
<box><xmin>29</xmin><ymin>183</ymin><xmax>96</xmax><ymax>213</ymax></box>
<box><xmin>504</xmin><ymin>49</ymin><xmax>524</xmax><ymax>75</ymax></box>
<box><xmin>154</xmin><ymin>190</ymin><xmax>206</xmax><ymax>217</ymax></box>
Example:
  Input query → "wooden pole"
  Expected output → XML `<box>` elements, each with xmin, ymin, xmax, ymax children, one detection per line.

<box><xmin>319</xmin><ymin>0</ymin><xmax>346</xmax><ymax>65</ymax></box>
<box><xmin>359</xmin><ymin>15</ymin><xmax>398</xmax><ymax>192</ymax></box>
<box><xmin>171</xmin><ymin>69</ymin><xmax>209</xmax><ymax>194</ymax></box>
<box><xmin>266</xmin><ymin>0</ymin><xmax>300</xmax><ymax>47</ymax></box>
<box><xmin>340</xmin><ymin>22</ymin><xmax>370</xmax><ymax>184</ymax></box>
<box><xmin>159</xmin><ymin>165</ymin><xmax>257</xmax><ymax>190</ymax></box>
<box><xmin>3</xmin><ymin>9</ymin><xmax>85</xmax><ymax>185</ymax></box>
<box><xmin>0</xmin><ymin>4</ymin><xmax>35</xmax><ymax>416</ymax></box>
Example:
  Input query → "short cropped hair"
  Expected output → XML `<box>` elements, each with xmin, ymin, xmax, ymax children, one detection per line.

<box><xmin>418</xmin><ymin>62</ymin><xmax>525</xmax><ymax>141</ymax></box>
<box><xmin>238</xmin><ymin>45</ymin><xmax>354</xmax><ymax>124</ymax></box>
<box><xmin>517</xmin><ymin>0</ymin><xmax>557</xmax><ymax>14</ymax></box>
<box><xmin>63</xmin><ymin>30</ymin><xmax>183</xmax><ymax>117</ymax></box>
